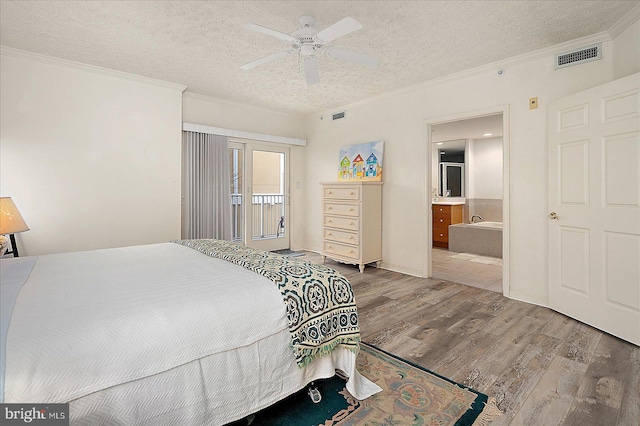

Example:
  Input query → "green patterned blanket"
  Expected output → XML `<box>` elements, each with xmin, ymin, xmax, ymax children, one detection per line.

<box><xmin>172</xmin><ymin>239</ymin><xmax>360</xmax><ymax>367</ymax></box>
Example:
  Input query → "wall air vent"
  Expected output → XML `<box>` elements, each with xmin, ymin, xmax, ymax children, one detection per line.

<box><xmin>332</xmin><ymin>111</ymin><xmax>346</xmax><ymax>121</ymax></box>
<box><xmin>555</xmin><ymin>44</ymin><xmax>601</xmax><ymax>69</ymax></box>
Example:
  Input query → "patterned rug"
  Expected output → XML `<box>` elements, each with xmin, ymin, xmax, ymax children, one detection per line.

<box><xmin>227</xmin><ymin>343</ymin><xmax>501</xmax><ymax>425</ymax></box>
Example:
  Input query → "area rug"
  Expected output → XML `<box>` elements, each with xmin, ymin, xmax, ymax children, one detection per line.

<box><xmin>227</xmin><ymin>342</ymin><xmax>501</xmax><ymax>426</ymax></box>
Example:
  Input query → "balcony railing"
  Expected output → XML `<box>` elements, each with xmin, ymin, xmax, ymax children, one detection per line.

<box><xmin>231</xmin><ymin>194</ymin><xmax>285</xmax><ymax>242</ymax></box>
<box><xmin>231</xmin><ymin>193</ymin><xmax>243</xmax><ymax>242</ymax></box>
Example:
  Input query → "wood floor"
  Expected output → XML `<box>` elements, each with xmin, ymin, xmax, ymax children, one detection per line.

<box><xmin>304</xmin><ymin>252</ymin><xmax>640</xmax><ymax>426</ymax></box>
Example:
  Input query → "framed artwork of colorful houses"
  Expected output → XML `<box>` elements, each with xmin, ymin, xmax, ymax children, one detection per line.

<box><xmin>338</xmin><ymin>141</ymin><xmax>384</xmax><ymax>181</ymax></box>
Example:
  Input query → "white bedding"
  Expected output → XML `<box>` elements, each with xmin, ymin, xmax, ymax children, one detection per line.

<box><xmin>69</xmin><ymin>328</ymin><xmax>362</xmax><ymax>425</ymax></box>
<box><xmin>3</xmin><ymin>243</ymin><xmax>379</xmax><ymax>425</ymax></box>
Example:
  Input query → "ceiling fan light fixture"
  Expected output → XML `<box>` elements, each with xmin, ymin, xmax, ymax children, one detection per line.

<box><xmin>300</xmin><ymin>44</ymin><xmax>315</xmax><ymax>56</ymax></box>
<box><xmin>242</xmin><ymin>15</ymin><xmax>378</xmax><ymax>83</ymax></box>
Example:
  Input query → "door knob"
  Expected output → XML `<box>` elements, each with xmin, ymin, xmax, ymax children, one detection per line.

<box><xmin>549</xmin><ymin>212</ymin><xmax>559</xmax><ymax>220</ymax></box>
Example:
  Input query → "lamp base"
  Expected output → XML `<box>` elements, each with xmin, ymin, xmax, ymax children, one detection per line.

<box><xmin>0</xmin><ymin>235</ymin><xmax>7</xmax><ymax>257</ymax></box>
<box><xmin>2</xmin><ymin>234</ymin><xmax>20</xmax><ymax>257</ymax></box>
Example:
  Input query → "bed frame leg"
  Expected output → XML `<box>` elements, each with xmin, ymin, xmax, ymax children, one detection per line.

<box><xmin>307</xmin><ymin>382</ymin><xmax>322</xmax><ymax>403</ymax></box>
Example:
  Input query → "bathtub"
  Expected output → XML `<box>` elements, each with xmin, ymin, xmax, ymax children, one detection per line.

<box><xmin>448</xmin><ymin>221</ymin><xmax>503</xmax><ymax>258</ymax></box>
<box><xmin>471</xmin><ymin>221</ymin><xmax>502</xmax><ymax>229</ymax></box>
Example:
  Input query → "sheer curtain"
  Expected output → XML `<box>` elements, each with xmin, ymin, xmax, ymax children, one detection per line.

<box><xmin>182</xmin><ymin>131</ymin><xmax>232</xmax><ymax>240</ymax></box>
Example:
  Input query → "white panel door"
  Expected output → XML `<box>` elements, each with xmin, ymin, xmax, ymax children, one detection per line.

<box><xmin>548</xmin><ymin>72</ymin><xmax>640</xmax><ymax>346</ymax></box>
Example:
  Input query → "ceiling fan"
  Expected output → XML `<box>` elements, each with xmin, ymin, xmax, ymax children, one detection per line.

<box><xmin>241</xmin><ymin>15</ymin><xmax>379</xmax><ymax>85</ymax></box>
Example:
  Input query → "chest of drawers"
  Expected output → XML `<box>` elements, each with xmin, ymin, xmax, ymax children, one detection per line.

<box><xmin>432</xmin><ymin>203</ymin><xmax>463</xmax><ymax>248</ymax></box>
<box><xmin>321</xmin><ymin>182</ymin><xmax>382</xmax><ymax>273</ymax></box>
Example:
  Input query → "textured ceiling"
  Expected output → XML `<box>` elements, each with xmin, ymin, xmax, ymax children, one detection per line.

<box><xmin>1</xmin><ymin>1</ymin><xmax>638</xmax><ymax>115</ymax></box>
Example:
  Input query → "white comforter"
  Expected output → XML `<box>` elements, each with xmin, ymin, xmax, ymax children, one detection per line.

<box><xmin>3</xmin><ymin>243</ymin><xmax>379</xmax><ymax>423</ymax></box>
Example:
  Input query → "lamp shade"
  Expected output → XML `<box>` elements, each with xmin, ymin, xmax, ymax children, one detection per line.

<box><xmin>0</xmin><ymin>197</ymin><xmax>30</xmax><ymax>234</ymax></box>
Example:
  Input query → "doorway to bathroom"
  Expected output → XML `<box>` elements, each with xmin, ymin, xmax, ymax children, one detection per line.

<box><xmin>426</xmin><ymin>109</ymin><xmax>508</xmax><ymax>294</ymax></box>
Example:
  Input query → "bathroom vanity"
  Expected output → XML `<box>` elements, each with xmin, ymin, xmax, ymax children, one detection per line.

<box><xmin>432</xmin><ymin>201</ymin><xmax>464</xmax><ymax>248</ymax></box>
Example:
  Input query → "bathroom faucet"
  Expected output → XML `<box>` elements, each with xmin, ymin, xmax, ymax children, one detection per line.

<box><xmin>471</xmin><ymin>215</ymin><xmax>483</xmax><ymax>223</ymax></box>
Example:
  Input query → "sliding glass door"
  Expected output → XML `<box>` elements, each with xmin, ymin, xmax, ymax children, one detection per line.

<box><xmin>229</xmin><ymin>141</ymin><xmax>289</xmax><ymax>251</ymax></box>
<box><xmin>229</xmin><ymin>145</ymin><xmax>244</xmax><ymax>243</ymax></box>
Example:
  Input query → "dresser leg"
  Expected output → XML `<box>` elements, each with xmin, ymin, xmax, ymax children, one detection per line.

<box><xmin>321</xmin><ymin>255</ymin><xmax>326</xmax><ymax>263</ymax></box>
<box><xmin>359</xmin><ymin>264</ymin><xmax>365</xmax><ymax>273</ymax></box>
<box><xmin>376</xmin><ymin>261</ymin><xmax>381</xmax><ymax>268</ymax></box>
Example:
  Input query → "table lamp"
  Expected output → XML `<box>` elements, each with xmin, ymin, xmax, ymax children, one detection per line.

<box><xmin>0</xmin><ymin>197</ymin><xmax>30</xmax><ymax>257</ymax></box>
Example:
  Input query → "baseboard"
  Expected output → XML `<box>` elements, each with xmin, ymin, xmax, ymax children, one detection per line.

<box><xmin>378</xmin><ymin>262</ymin><xmax>423</xmax><ymax>278</ymax></box>
<box><xmin>301</xmin><ymin>248</ymin><xmax>422</xmax><ymax>277</ymax></box>
<box><xmin>507</xmin><ymin>289</ymin><xmax>548</xmax><ymax>308</ymax></box>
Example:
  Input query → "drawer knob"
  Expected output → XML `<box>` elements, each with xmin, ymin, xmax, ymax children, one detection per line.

<box><xmin>439</xmin><ymin>219</ymin><xmax>443</xmax><ymax>223</ymax></box>
<box><xmin>350</xmin><ymin>191</ymin><xmax>355</xmax><ymax>195</ymax></box>
<box><xmin>439</xmin><ymin>208</ymin><xmax>443</xmax><ymax>212</ymax></box>
<box><xmin>328</xmin><ymin>206</ymin><xmax>333</xmax><ymax>210</ymax></box>
<box><xmin>349</xmin><ymin>250</ymin><xmax>354</xmax><ymax>253</ymax></box>
<box><xmin>349</xmin><ymin>236</ymin><xmax>354</xmax><ymax>240</ymax></box>
<box><xmin>328</xmin><ymin>191</ymin><xmax>333</xmax><ymax>195</ymax></box>
<box><xmin>349</xmin><ymin>222</ymin><xmax>354</xmax><ymax>226</ymax></box>
<box><xmin>440</xmin><ymin>233</ymin><xmax>444</xmax><ymax>237</ymax></box>
<box><xmin>328</xmin><ymin>220</ymin><xmax>333</xmax><ymax>223</ymax></box>
<box><xmin>328</xmin><ymin>233</ymin><xmax>333</xmax><ymax>236</ymax></box>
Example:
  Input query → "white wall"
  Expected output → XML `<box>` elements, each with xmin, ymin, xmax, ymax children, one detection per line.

<box><xmin>303</xmin><ymin>35</ymin><xmax>619</xmax><ymax>303</ymax></box>
<box><xmin>612</xmin><ymin>15</ymin><xmax>640</xmax><ymax>79</ymax></box>
<box><xmin>0</xmin><ymin>50</ymin><xmax>185</xmax><ymax>255</ymax></box>
<box><xmin>183</xmin><ymin>92</ymin><xmax>306</xmax><ymax>139</ymax></box>
<box><xmin>182</xmin><ymin>93</ymin><xmax>307</xmax><ymax>250</ymax></box>
<box><xmin>468</xmin><ymin>137</ymin><xmax>503</xmax><ymax>199</ymax></box>
<box><xmin>1</xmin><ymin>14</ymin><xmax>636</xmax><ymax>307</ymax></box>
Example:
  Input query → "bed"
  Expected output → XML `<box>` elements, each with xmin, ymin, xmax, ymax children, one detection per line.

<box><xmin>1</xmin><ymin>239</ymin><xmax>380</xmax><ymax>425</ymax></box>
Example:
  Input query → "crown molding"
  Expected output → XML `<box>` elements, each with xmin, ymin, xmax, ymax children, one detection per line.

<box><xmin>608</xmin><ymin>3</ymin><xmax>640</xmax><ymax>39</ymax></box>
<box><xmin>0</xmin><ymin>46</ymin><xmax>186</xmax><ymax>92</ymax></box>
<box><xmin>183</xmin><ymin>91</ymin><xmax>306</xmax><ymax>119</ymax></box>
<box><xmin>308</xmin><ymin>31</ymin><xmax>613</xmax><ymax>119</ymax></box>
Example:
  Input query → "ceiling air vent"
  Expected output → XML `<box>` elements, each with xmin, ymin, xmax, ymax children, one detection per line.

<box><xmin>555</xmin><ymin>44</ymin><xmax>601</xmax><ymax>69</ymax></box>
<box><xmin>332</xmin><ymin>111</ymin><xmax>346</xmax><ymax>121</ymax></box>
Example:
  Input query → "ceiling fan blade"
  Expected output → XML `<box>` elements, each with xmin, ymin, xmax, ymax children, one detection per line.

<box><xmin>326</xmin><ymin>47</ymin><xmax>379</xmax><ymax>68</ymax></box>
<box><xmin>303</xmin><ymin>56</ymin><xmax>320</xmax><ymax>85</ymax></box>
<box><xmin>316</xmin><ymin>17</ymin><xmax>363</xmax><ymax>43</ymax></box>
<box><xmin>244</xmin><ymin>23</ymin><xmax>296</xmax><ymax>43</ymax></box>
<box><xmin>240</xmin><ymin>50</ymin><xmax>292</xmax><ymax>70</ymax></box>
